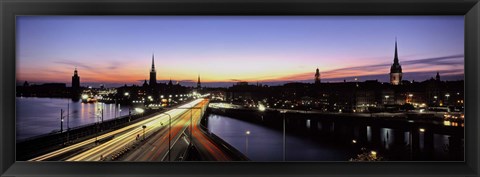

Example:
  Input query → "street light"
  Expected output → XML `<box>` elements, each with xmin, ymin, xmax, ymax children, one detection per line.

<box><xmin>370</xmin><ymin>151</ymin><xmax>377</xmax><ymax>159</ymax></box>
<box><xmin>60</xmin><ymin>110</ymin><xmax>64</xmax><ymax>133</ymax></box>
<box><xmin>258</xmin><ymin>104</ymin><xmax>266</xmax><ymax>111</ymax></box>
<box><xmin>135</xmin><ymin>108</ymin><xmax>145</xmax><ymax>114</ymax></box>
<box><xmin>445</xmin><ymin>93</ymin><xmax>450</xmax><ymax>105</ymax></box>
<box><xmin>158</xmin><ymin>112</ymin><xmax>172</xmax><ymax>161</ymax></box>
<box><xmin>280</xmin><ymin>110</ymin><xmax>287</xmax><ymax>161</ymax></box>
<box><xmin>245</xmin><ymin>130</ymin><xmax>251</xmax><ymax>155</ymax></box>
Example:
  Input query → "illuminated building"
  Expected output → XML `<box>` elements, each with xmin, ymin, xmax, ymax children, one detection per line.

<box><xmin>390</xmin><ymin>39</ymin><xmax>403</xmax><ymax>85</ymax></box>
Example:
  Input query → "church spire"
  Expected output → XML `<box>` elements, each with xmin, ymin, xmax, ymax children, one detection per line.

<box><xmin>390</xmin><ymin>38</ymin><xmax>403</xmax><ymax>85</ymax></box>
<box><xmin>149</xmin><ymin>53</ymin><xmax>157</xmax><ymax>87</ymax></box>
<box><xmin>314</xmin><ymin>68</ymin><xmax>321</xmax><ymax>85</ymax></box>
<box><xmin>197</xmin><ymin>74</ymin><xmax>201</xmax><ymax>89</ymax></box>
<box><xmin>394</xmin><ymin>38</ymin><xmax>399</xmax><ymax>64</ymax></box>
<box><xmin>151</xmin><ymin>53</ymin><xmax>155</xmax><ymax>72</ymax></box>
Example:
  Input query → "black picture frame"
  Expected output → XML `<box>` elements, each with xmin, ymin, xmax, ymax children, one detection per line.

<box><xmin>1</xmin><ymin>0</ymin><xmax>479</xmax><ymax>176</ymax></box>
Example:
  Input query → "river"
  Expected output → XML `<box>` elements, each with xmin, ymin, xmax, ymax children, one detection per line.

<box><xmin>207</xmin><ymin>114</ymin><xmax>353</xmax><ymax>161</ymax></box>
<box><xmin>16</xmin><ymin>97</ymin><xmax>132</xmax><ymax>141</ymax></box>
<box><xmin>206</xmin><ymin>113</ymin><xmax>462</xmax><ymax>161</ymax></box>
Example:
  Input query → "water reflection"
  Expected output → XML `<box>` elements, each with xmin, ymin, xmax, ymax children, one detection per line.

<box><xmin>207</xmin><ymin>112</ymin><xmax>463</xmax><ymax>161</ymax></box>
<box><xmin>380</xmin><ymin>128</ymin><xmax>393</xmax><ymax>150</ymax></box>
<box><xmin>16</xmin><ymin>97</ymin><xmax>132</xmax><ymax>141</ymax></box>
<box><xmin>207</xmin><ymin>114</ymin><xmax>351</xmax><ymax>161</ymax></box>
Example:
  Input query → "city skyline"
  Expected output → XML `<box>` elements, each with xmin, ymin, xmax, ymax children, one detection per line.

<box><xmin>16</xmin><ymin>16</ymin><xmax>464</xmax><ymax>87</ymax></box>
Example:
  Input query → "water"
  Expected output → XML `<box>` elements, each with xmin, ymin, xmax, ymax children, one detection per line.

<box><xmin>207</xmin><ymin>114</ymin><xmax>462</xmax><ymax>161</ymax></box>
<box><xmin>207</xmin><ymin>114</ymin><xmax>351</xmax><ymax>161</ymax></box>
<box><xmin>16</xmin><ymin>97</ymin><xmax>132</xmax><ymax>141</ymax></box>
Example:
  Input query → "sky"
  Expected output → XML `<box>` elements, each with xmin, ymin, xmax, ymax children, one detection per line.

<box><xmin>16</xmin><ymin>16</ymin><xmax>464</xmax><ymax>87</ymax></box>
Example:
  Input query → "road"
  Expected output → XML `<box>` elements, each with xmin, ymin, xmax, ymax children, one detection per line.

<box><xmin>29</xmin><ymin>99</ymin><xmax>204</xmax><ymax>161</ymax></box>
<box><xmin>121</xmin><ymin>101</ymin><xmax>201</xmax><ymax>161</ymax></box>
<box><xmin>122</xmin><ymin>99</ymin><xmax>234</xmax><ymax>161</ymax></box>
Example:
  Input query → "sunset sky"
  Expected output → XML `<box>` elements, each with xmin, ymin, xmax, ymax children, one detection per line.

<box><xmin>16</xmin><ymin>16</ymin><xmax>464</xmax><ymax>87</ymax></box>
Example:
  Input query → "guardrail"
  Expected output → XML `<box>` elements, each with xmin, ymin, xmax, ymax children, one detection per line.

<box><xmin>198</xmin><ymin>123</ymin><xmax>250</xmax><ymax>161</ymax></box>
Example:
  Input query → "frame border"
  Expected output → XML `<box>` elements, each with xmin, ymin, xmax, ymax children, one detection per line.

<box><xmin>1</xmin><ymin>0</ymin><xmax>479</xmax><ymax>176</ymax></box>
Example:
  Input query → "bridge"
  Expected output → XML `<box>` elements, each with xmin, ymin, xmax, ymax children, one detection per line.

<box><xmin>27</xmin><ymin>98</ymin><xmax>248</xmax><ymax>161</ymax></box>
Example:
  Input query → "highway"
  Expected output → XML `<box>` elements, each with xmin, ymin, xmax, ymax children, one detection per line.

<box><xmin>29</xmin><ymin>99</ymin><xmax>204</xmax><ymax>161</ymax></box>
<box><xmin>190</xmin><ymin>103</ymin><xmax>233</xmax><ymax>161</ymax></box>
<box><xmin>120</xmin><ymin>101</ymin><xmax>201</xmax><ymax>161</ymax></box>
<box><xmin>122</xmin><ymin>99</ymin><xmax>234</xmax><ymax>161</ymax></box>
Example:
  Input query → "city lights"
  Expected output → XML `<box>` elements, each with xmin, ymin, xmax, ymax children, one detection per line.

<box><xmin>258</xmin><ymin>104</ymin><xmax>266</xmax><ymax>111</ymax></box>
<box><xmin>135</xmin><ymin>108</ymin><xmax>145</xmax><ymax>113</ymax></box>
<box><xmin>15</xmin><ymin>16</ymin><xmax>464</xmax><ymax>162</ymax></box>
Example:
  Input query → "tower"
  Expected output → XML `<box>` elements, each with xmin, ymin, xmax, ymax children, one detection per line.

<box><xmin>72</xmin><ymin>67</ymin><xmax>80</xmax><ymax>90</ymax></box>
<box><xmin>390</xmin><ymin>39</ymin><xmax>402</xmax><ymax>85</ymax></box>
<box><xmin>149</xmin><ymin>54</ymin><xmax>157</xmax><ymax>87</ymax></box>
<box><xmin>142</xmin><ymin>79</ymin><xmax>148</xmax><ymax>88</ymax></box>
<box><xmin>197</xmin><ymin>75</ymin><xmax>201</xmax><ymax>89</ymax></box>
<box><xmin>314</xmin><ymin>68</ymin><xmax>321</xmax><ymax>85</ymax></box>
<box><xmin>436</xmin><ymin>72</ymin><xmax>440</xmax><ymax>81</ymax></box>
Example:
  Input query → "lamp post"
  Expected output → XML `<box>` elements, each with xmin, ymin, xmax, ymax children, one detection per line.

<box><xmin>155</xmin><ymin>100</ymin><xmax>205</xmax><ymax>161</ymax></box>
<box><xmin>94</xmin><ymin>106</ymin><xmax>104</xmax><ymax>144</ymax></box>
<box><xmin>158</xmin><ymin>112</ymin><xmax>172</xmax><ymax>161</ymax></box>
<box><xmin>174</xmin><ymin>106</ymin><xmax>201</xmax><ymax>146</ymax></box>
<box><xmin>66</xmin><ymin>101</ymin><xmax>70</xmax><ymax>144</ymax></box>
<box><xmin>100</xmin><ymin>106</ymin><xmax>104</xmax><ymax>131</ymax></box>
<box><xmin>190</xmin><ymin>109</ymin><xmax>193</xmax><ymax>146</ymax></box>
<box><xmin>384</xmin><ymin>95</ymin><xmax>390</xmax><ymax>117</ymax></box>
<box><xmin>245</xmin><ymin>130</ymin><xmax>250</xmax><ymax>155</ymax></box>
<box><xmin>445</xmin><ymin>94</ymin><xmax>450</xmax><ymax>106</ymax></box>
<box><xmin>60</xmin><ymin>109</ymin><xmax>64</xmax><ymax>133</ymax></box>
<box><xmin>280</xmin><ymin>110</ymin><xmax>287</xmax><ymax>161</ymax></box>
<box><xmin>95</xmin><ymin>115</ymin><xmax>100</xmax><ymax>144</ymax></box>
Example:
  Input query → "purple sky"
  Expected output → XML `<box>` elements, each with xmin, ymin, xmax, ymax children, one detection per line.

<box><xmin>16</xmin><ymin>16</ymin><xmax>464</xmax><ymax>87</ymax></box>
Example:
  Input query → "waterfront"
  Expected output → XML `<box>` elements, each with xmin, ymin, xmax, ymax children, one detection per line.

<box><xmin>207</xmin><ymin>113</ymin><xmax>463</xmax><ymax>161</ymax></box>
<box><xmin>16</xmin><ymin>97</ymin><xmax>132</xmax><ymax>141</ymax></box>
<box><xmin>207</xmin><ymin>114</ymin><xmax>353</xmax><ymax>161</ymax></box>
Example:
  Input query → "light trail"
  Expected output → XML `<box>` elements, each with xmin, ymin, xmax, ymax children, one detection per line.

<box><xmin>29</xmin><ymin>99</ymin><xmax>203</xmax><ymax>161</ymax></box>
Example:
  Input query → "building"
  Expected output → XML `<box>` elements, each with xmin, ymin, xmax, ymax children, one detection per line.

<box><xmin>390</xmin><ymin>39</ymin><xmax>403</xmax><ymax>85</ymax></box>
<box><xmin>197</xmin><ymin>75</ymin><xmax>201</xmax><ymax>89</ymax></box>
<box><xmin>314</xmin><ymin>68</ymin><xmax>321</xmax><ymax>85</ymax></box>
<box><xmin>72</xmin><ymin>68</ymin><xmax>80</xmax><ymax>90</ymax></box>
<box><xmin>149</xmin><ymin>54</ymin><xmax>157</xmax><ymax>87</ymax></box>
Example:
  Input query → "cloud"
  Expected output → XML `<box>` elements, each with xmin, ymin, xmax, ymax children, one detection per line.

<box><xmin>54</xmin><ymin>60</ymin><xmax>95</xmax><ymax>70</ymax></box>
<box><xmin>230</xmin><ymin>79</ymin><xmax>245</xmax><ymax>82</ymax></box>
<box><xmin>267</xmin><ymin>54</ymin><xmax>464</xmax><ymax>82</ymax></box>
<box><xmin>402</xmin><ymin>54</ymin><xmax>464</xmax><ymax>65</ymax></box>
<box><xmin>179</xmin><ymin>80</ymin><xmax>194</xmax><ymax>82</ymax></box>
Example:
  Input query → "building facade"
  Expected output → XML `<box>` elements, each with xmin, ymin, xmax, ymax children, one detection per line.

<box><xmin>390</xmin><ymin>40</ymin><xmax>403</xmax><ymax>85</ymax></box>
